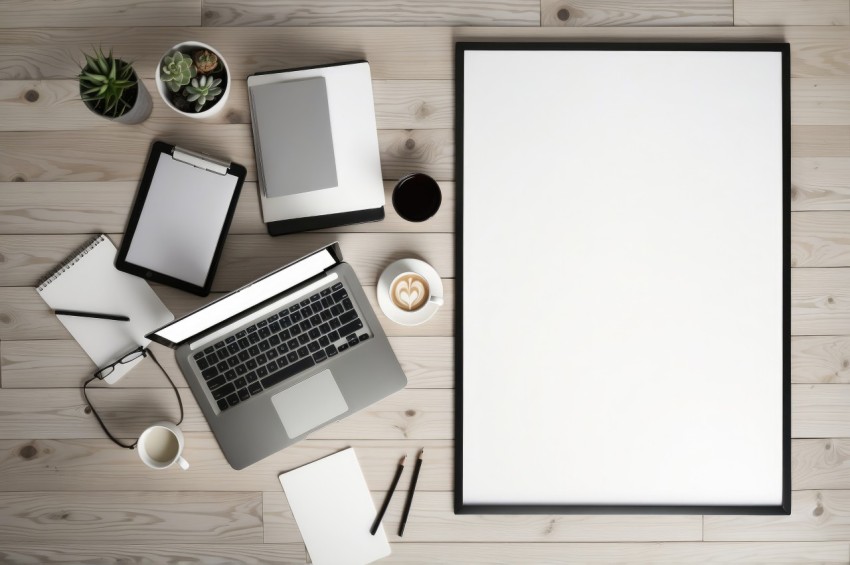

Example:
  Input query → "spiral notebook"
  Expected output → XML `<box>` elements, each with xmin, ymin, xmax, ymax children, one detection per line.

<box><xmin>37</xmin><ymin>235</ymin><xmax>173</xmax><ymax>384</ymax></box>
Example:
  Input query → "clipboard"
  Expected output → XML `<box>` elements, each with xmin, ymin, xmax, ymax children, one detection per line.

<box><xmin>116</xmin><ymin>141</ymin><xmax>247</xmax><ymax>296</ymax></box>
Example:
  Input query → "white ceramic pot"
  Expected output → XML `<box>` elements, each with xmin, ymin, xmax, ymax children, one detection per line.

<box><xmin>156</xmin><ymin>41</ymin><xmax>230</xmax><ymax>119</ymax></box>
<box><xmin>81</xmin><ymin>64</ymin><xmax>152</xmax><ymax>125</ymax></box>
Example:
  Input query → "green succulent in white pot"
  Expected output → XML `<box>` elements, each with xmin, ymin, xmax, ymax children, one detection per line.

<box><xmin>156</xmin><ymin>41</ymin><xmax>230</xmax><ymax>118</ymax></box>
<box><xmin>78</xmin><ymin>47</ymin><xmax>152</xmax><ymax>124</ymax></box>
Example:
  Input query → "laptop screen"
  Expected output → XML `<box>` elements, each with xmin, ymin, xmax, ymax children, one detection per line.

<box><xmin>148</xmin><ymin>246</ymin><xmax>338</xmax><ymax>346</ymax></box>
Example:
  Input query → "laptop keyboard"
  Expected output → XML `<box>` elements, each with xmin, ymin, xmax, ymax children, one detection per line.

<box><xmin>191</xmin><ymin>281</ymin><xmax>370</xmax><ymax>412</ymax></box>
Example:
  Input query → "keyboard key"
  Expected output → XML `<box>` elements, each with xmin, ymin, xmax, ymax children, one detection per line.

<box><xmin>267</xmin><ymin>313</ymin><xmax>279</xmax><ymax>322</ymax></box>
<box><xmin>224</xmin><ymin>369</ymin><xmax>236</xmax><ymax>381</ymax></box>
<box><xmin>238</xmin><ymin>351</ymin><xmax>250</xmax><ymax>362</ymax></box>
<box><xmin>256</xmin><ymin>366</ymin><xmax>268</xmax><ymax>378</ymax></box>
<box><xmin>246</xmin><ymin>359</ymin><xmax>257</xmax><ymax>370</ymax></box>
<box><xmin>310</xmin><ymin>293</ymin><xmax>321</xmax><ymax>302</ymax></box>
<box><xmin>247</xmin><ymin>324</ymin><xmax>257</xmax><ymax>333</ymax></box>
<box><xmin>280</xmin><ymin>329</ymin><xmax>291</xmax><ymax>340</ymax></box>
<box><xmin>309</xmin><ymin>328</ymin><xmax>320</xmax><ymax>340</ymax></box>
<box><xmin>342</xmin><ymin>298</ymin><xmax>353</xmax><ymax>311</ymax></box>
<box><xmin>331</xmin><ymin>304</ymin><xmax>343</xmax><ymax>316</ymax></box>
<box><xmin>248</xmin><ymin>345</ymin><xmax>259</xmax><ymax>357</ymax></box>
<box><xmin>216</xmin><ymin>360</ymin><xmax>228</xmax><ymax>372</ymax></box>
<box><xmin>300</xmin><ymin>299</ymin><xmax>311</xmax><ymax>307</ymax></box>
<box><xmin>227</xmin><ymin>393</ymin><xmax>240</xmax><ymax>407</ymax></box>
<box><xmin>269</xmin><ymin>334</ymin><xmax>281</xmax><ymax>347</ymax></box>
<box><xmin>347</xmin><ymin>335</ymin><xmax>360</xmax><ymax>346</ymax></box>
<box><xmin>217</xmin><ymin>349</ymin><xmax>229</xmax><ymax>362</ymax></box>
<box><xmin>248</xmin><ymin>332</ymin><xmax>260</xmax><ymax>344</ymax></box>
<box><xmin>238</xmin><ymin>388</ymin><xmax>251</xmax><ymax>401</ymax></box>
<box><xmin>215</xmin><ymin>340</ymin><xmax>226</xmax><ymax>349</ymax></box>
<box><xmin>246</xmin><ymin>371</ymin><xmax>258</xmax><ymax>383</ymax></box>
<box><xmin>300</xmin><ymin>320</ymin><xmax>312</xmax><ymax>332</ymax></box>
<box><xmin>207</xmin><ymin>375</ymin><xmax>227</xmax><ymax>390</ymax></box>
<box><xmin>321</xmin><ymin>288</ymin><xmax>332</xmax><ymax>296</ymax></box>
<box><xmin>203</xmin><ymin>345</ymin><xmax>216</xmax><ymax>356</ymax></box>
<box><xmin>193</xmin><ymin>351</ymin><xmax>206</xmax><ymax>361</ymax></box>
<box><xmin>236</xmin><ymin>330</ymin><xmax>247</xmax><ymax>339</ymax></box>
<box><xmin>287</xmin><ymin>338</ymin><xmax>298</xmax><ymax>349</ymax></box>
<box><xmin>196</xmin><ymin>357</ymin><xmax>209</xmax><ymax>370</ymax></box>
<box><xmin>325</xmin><ymin>344</ymin><xmax>338</xmax><ymax>357</ymax></box>
<box><xmin>308</xmin><ymin>341</ymin><xmax>320</xmax><ymax>353</ymax></box>
<box><xmin>332</xmin><ymin>282</ymin><xmax>343</xmax><ymax>291</ymax></box>
<box><xmin>320</xmin><ymin>310</ymin><xmax>332</xmax><ymax>321</ymax></box>
<box><xmin>280</xmin><ymin>316</ymin><xmax>291</xmax><ymax>327</ymax></box>
<box><xmin>338</xmin><ymin>343</ymin><xmax>349</xmax><ymax>352</ymax></box>
<box><xmin>234</xmin><ymin>377</ymin><xmax>247</xmax><ymax>389</ymax></box>
<box><xmin>339</xmin><ymin>319</ymin><xmax>364</xmax><ymax>339</ymax></box>
<box><xmin>359</xmin><ymin>333</ymin><xmax>369</xmax><ymax>342</ymax></box>
<box><xmin>258</xmin><ymin>327</ymin><xmax>271</xmax><ymax>339</ymax></box>
<box><xmin>238</xmin><ymin>338</ymin><xmax>249</xmax><ymax>349</ymax></box>
<box><xmin>290</xmin><ymin>325</ymin><xmax>302</xmax><ymax>336</ymax></box>
<box><xmin>235</xmin><ymin>364</ymin><xmax>247</xmax><ymax>375</ymax></box>
<box><xmin>248</xmin><ymin>382</ymin><xmax>263</xmax><ymax>396</ymax></box>
<box><xmin>322</xmin><ymin>297</ymin><xmax>334</xmax><ymax>308</ymax></box>
<box><xmin>339</xmin><ymin>310</ymin><xmax>358</xmax><ymax>324</ymax></box>
<box><xmin>297</xmin><ymin>346</ymin><xmax>309</xmax><ymax>358</ymax></box>
<box><xmin>269</xmin><ymin>322</ymin><xmax>280</xmax><ymax>333</ymax></box>
<box><xmin>226</xmin><ymin>335</ymin><xmax>236</xmax><ymax>344</ymax></box>
<box><xmin>329</xmin><ymin>330</ymin><xmax>340</xmax><ymax>342</ymax></box>
<box><xmin>300</xmin><ymin>304</ymin><xmax>313</xmax><ymax>316</ymax></box>
<box><xmin>277</xmin><ymin>343</ymin><xmax>289</xmax><ymax>355</ymax></box>
<box><xmin>227</xmin><ymin>356</ymin><xmax>239</xmax><ymax>368</ymax></box>
<box><xmin>261</xmin><ymin>357</ymin><xmax>316</xmax><ymax>390</ymax></box>
<box><xmin>298</xmin><ymin>334</ymin><xmax>310</xmax><ymax>345</ymax></box>
<box><xmin>330</xmin><ymin>318</ymin><xmax>341</xmax><ymax>330</ymax></box>
<box><xmin>319</xmin><ymin>336</ymin><xmax>330</xmax><ymax>348</ymax></box>
<box><xmin>289</xmin><ymin>304</ymin><xmax>300</xmax><ymax>313</ymax></box>
<box><xmin>267</xmin><ymin>348</ymin><xmax>278</xmax><ymax>360</ymax></box>
<box><xmin>287</xmin><ymin>351</ymin><xmax>299</xmax><ymax>363</ymax></box>
<box><xmin>319</xmin><ymin>322</ymin><xmax>331</xmax><ymax>334</ymax></box>
<box><xmin>217</xmin><ymin>398</ymin><xmax>229</xmax><ymax>411</ymax></box>
<box><xmin>278</xmin><ymin>356</ymin><xmax>289</xmax><ymax>368</ymax></box>
<box><xmin>332</xmin><ymin>289</ymin><xmax>347</xmax><ymax>302</ymax></box>
<box><xmin>313</xmin><ymin>350</ymin><xmax>327</xmax><ymax>363</ymax></box>
<box><xmin>291</xmin><ymin>311</ymin><xmax>303</xmax><ymax>323</ymax></box>
<box><xmin>257</xmin><ymin>320</ymin><xmax>267</xmax><ymax>328</ymax></box>
<box><xmin>258</xmin><ymin>340</ymin><xmax>270</xmax><ymax>352</ymax></box>
<box><xmin>256</xmin><ymin>354</ymin><xmax>266</xmax><ymax>366</ymax></box>
<box><xmin>213</xmin><ymin>382</ymin><xmax>235</xmax><ymax>400</ymax></box>
<box><xmin>267</xmin><ymin>360</ymin><xmax>278</xmax><ymax>372</ymax></box>
<box><xmin>205</xmin><ymin>354</ymin><xmax>218</xmax><ymax>367</ymax></box>
<box><xmin>227</xmin><ymin>343</ymin><xmax>239</xmax><ymax>355</ymax></box>
<box><xmin>310</xmin><ymin>314</ymin><xmax>321</xmax><ymax>326</ymax></box>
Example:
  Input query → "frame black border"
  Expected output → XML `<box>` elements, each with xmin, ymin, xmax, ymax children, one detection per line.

<box><xmin>116</xmin><ymin>141</ymin><xmax>247</xmax><ymax>297</ymax></box>
<box><xmin>454</xmin><ymin>42</ymin><xmax>791</xmax><ymax>516</ymax></box>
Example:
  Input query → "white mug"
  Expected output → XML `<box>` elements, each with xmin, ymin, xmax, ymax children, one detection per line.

<box><xmin>137</xmin><ymin>421</ymin><xmax>189</xmax><ymax>471</ymax></box>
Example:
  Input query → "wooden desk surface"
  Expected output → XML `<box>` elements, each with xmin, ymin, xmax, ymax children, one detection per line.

<box><xmin>1</xmin><ymin>2</ymin><xmax>849</xmax><ymax>563</ymax></box>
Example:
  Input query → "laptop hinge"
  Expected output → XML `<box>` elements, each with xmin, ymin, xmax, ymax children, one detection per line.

<box><xmin>172</xmin><ymin>146</ymin><xmax>230</xmax><ymax>175</ymax></box>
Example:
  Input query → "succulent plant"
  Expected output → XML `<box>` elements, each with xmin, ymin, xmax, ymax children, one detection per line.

<box><xmin>193</xmin><ymin>49</ymin><xmax>219</xmax><ymax>74</ymax></box>
<box><xmin>78</xmin><ymin>48</ymin><xmax>137</xmax><ymax>118</ymax></box>
<box><xmin>160</xmin><ymin>51</ymin><xmax>196</xmax><ymax>93</ymax></box>
<box><xmin>185</xmin><ymin>75</ymin><xmax>223</xmax><ymax>112</ymax></box>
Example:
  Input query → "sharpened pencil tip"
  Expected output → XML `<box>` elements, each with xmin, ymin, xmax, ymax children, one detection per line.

<box><xmin>400</xmin><ymin>454</ymin><xmax>407</xmax><ymax>465</ymax></box>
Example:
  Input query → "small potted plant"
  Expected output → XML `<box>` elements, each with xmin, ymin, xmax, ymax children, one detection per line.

<box><xmin>156</xmin><ymin>41</ymin><xmax>230</xmax><ymax>118</ymax></box>
<box><xmin>78</xmin><ymin>47</ymin><xmax>152</xmax><ymax>124</ymax></box>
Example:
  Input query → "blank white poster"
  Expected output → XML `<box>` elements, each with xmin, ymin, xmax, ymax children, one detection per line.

<box><xmin>461</xmin><ymin>48</ymin><xmax>785</xmax><ymax>508</ymax></box>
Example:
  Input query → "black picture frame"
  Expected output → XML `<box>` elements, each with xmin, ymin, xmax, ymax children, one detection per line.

<box><xmin>454</xmin><ymin>42</ymin><xmax>791</xmax><ymax>515</ymax></box>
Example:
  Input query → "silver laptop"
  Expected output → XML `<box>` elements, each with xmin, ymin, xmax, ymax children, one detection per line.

<box><xmin>147</xmin><ymin>243</ymin><xmax>407</xmax><ymax>469</ymax></box>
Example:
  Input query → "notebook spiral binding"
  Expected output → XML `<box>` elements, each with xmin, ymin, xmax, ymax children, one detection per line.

<box><xmin>36</xmin><ymin>235</ymin><xmax>106</xmax><ymax>292</ymax></box>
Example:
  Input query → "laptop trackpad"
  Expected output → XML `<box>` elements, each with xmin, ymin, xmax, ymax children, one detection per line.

<box><xmin>271</xmin><ymin>369</ymin><xmax>348</xmax><ymax>439</ymax></box>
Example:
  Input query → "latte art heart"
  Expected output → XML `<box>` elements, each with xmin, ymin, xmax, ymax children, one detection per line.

<box><xmin>390</xmin><ymin>273</ymin><xmax>430</xmax><ymax>312</ymax></box>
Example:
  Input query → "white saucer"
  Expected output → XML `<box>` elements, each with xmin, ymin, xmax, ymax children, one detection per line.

<box><xmin>377</xmin><ymin>259</ymin><xmax>443</xmax><ymax>326</ymax></box>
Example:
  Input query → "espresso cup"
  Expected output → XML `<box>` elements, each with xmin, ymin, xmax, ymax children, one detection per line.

<box><xmin>390</xmin><ymin>271</ymin><xmax>444</xmax><ymax>312</ymax></box>
<box><xmin>392</xmin><ymin>173</ymin><xmax>442</xmax><ymax>222</ymax></box>
<box><xmin>137</xmin><ymin>421</ymin><xmax>189</xmax><ymax>471</ymax></box>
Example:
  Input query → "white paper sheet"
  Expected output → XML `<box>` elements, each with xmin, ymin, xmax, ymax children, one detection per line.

<box><xmin>279</xmin><ymin>448</ymin><xmax>390</xmax><ymax>565</ymax></box>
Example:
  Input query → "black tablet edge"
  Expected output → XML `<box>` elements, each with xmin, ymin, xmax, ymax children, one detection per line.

<box><xmin>115</xmin><ymin>140</ymin><xmax>247</xmax><ymax>297</ymax></box>
<box><xmin>266</xmin><ymin>207</ymin><xmax>384</xmax><ymax>236</ymax></box>
<box><xmin>250</xmin><ymin>59</ymin><xmax>368</xmax><ymax>78</ymax></box>
<box><xmin>453</xmin><ymin>42</ymin><xmax>791</xmax><ymax>516</ymax></box>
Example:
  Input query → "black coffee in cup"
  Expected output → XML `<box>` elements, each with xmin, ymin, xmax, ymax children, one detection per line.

<box><xmin>392</xmin><ymin>173</ymin><xmax>442</xmax><ymax>222</ymax></box>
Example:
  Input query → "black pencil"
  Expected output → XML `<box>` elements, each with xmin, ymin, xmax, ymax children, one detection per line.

<box><xmin>370</xmin><ymin>454</ymin><xmax>406</xmax><ymax>535</ymax></box>
<box><xmin>398</xmin><ymin>448</ymin><xmax>423</xmax><ymax>537</ymax></box>
<box><xmin>55</xmin><ymin>309</ymin><xmax>130</xmax><ymax>322</ymax></box>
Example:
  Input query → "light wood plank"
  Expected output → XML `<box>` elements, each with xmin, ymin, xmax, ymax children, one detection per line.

<box><xmin>263</xmin><ymin>491</ymin><xmax>703</xmax><ymax>542</ymax></box>
<box><xmin>0</xmin><ymin>27</ymin><xmax>846</xmax><ymax>80</ymax></box>
<box><xmin>705</xmin><ymin>490</ymin><xmax>850</xmax><ymax>540</ymax></box>
<box><xmin>0</xmin><ymin>0</ymin><xmax>201</xmax><ymax>28</ymax></box>
<box><xmin>0</xmin><ymin>233</ymin><xmax>454</xmax><ymax>288</ymax></box>
<box><xmin>794</xmin><ymin>384</ymin><xmax>850</xmax><ymax>438</ymax></box>
<box><xmin>792</xmin><ymin>126</ymin><xmax>850</xmax><ymax>159</ymax></box>
<box><xmin>385</xmin><ymin>542</ymin><xmax>850</xmax><ymax>563</ymax></box>
<box><xmin>0</xmin><ymin>437</ymin><xmax>451</xmax><ymax>492</ymax></box>
<box><xmin>735</xmin><ymin>0</ymin><xmax>850</xmax><ymax>26</ymax></box>
<box><xmin>0</xmin><ymin>79</ymin><xmax>454</xmax><ymax>131</ymax></box>
<box><xmin>792</xmin><ymin>336</ymin><xmax>850</xmax><ymax>383</ymax></box>
<box><xmin>0</xmin><ymin>544</ymin><xmax>307</xmax><ymax>565</ymax></box>
<box><xmin>792</xmin><ymin>268</ymin><xmax>850</xmax><ymax>335</ymax></box>
<box><xmin>0</xmin><ymin>388</ymin><xmax>451</xmax><ymax>440</ymax></box>
<box><xmin>0</xmin><ymin>337</ymin><xmax>453</xmax><ymax>389</ymax></box>
<box><xmin>792</xmin><ymin>158</ymin><xmax>850</xmax><ymax>212</ymax></box>
<box><xmin>541</xmin><ymin>0</ymin><xmax>733</xmax><ymax>26</ymax></box>
<box><xmin>202</xmin><ymin>0</ymin><xmax>540</xmax><ymax>26</ymax></box>
<box><xmin>0</xmin><ymin>281</ymin><xmax>454</xmax><ymax>340</ymax></box>
<box><xmin>794</xmin><ymin>438</ymin><xmax>850</xmax><ymax>490</ymax></box>
<box><xmin>792</xmin><ymin>211</ymin><xmax>850</xmax><ymax>267</ymax></box>
<box><xmin>0</xmin><ymin>180</ymin><xmax>455</xmax><ymax>235</ymax></box>
<box><xmin>0</xmin><ymin>491</ymin><xmax>262</xmax><ymax>544</ymax></box>
<box><xmin>792</xmin><ymin>78</ymin><xmax>850</xmax><ymax>125</ymax></box>
<box><xmin>0</xmin><ymin>127</ymin><xmax>454</xmax><ymax>183</ymax></box>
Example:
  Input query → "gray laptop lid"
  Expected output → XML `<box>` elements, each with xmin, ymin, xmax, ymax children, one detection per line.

<box><xmin>250</xmin><ymin>76</ymin><xmax>338</xmax><ymax>198</ymax></box>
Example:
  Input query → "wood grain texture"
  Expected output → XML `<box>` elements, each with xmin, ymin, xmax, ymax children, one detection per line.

<box><xmin>793</xmin><ymin>384</ymin><xmax>850</xmax><ymax>437</ymax></box>
<box><xmin>0</xmin><ymin>233</ymin><xmax>455</xmax><ymax>288</ymax></box>
<box><xmin>735</xmin><ymin>0</ymin><xmax>850</xmax><ymax>26</ymax></box>
<box><xmin>0</xmin><ymin>281</ymin><xmax>454</xmax><ymax>341</ymax></box>
<box><xmin>0</xmin><ymin>388</ymin><xmax>451</xmax><ymax>440</ymax></box>
<box><xmin>541</xmin><ymin>0</ymin><xmax>733</xmax><ymax>26</ymax></box>
<box><xmin>0</xmin><ymin>544</ymin><xmax>307</xmax><ymax>565</ymax></box>
<box><xmin>0</xmin><ymin>27</ymin><xmax>846</xmax><ymax>80</ymax></box>
<box><xmin>0</xmin><ymin>491</ymin><xmax>262</xmax><ymax>544</ymax></box>
<box><xmin>792</xmin><ymin>126</ymin><xmax>850</xmax><ymax>159</ymax></box>
<box><xmin>793</xmin><ymin>438</ymin><xmax>850</xmax><ymax>489</ymax></box>
<box><xmin>0</xmin><ymin>0</ymin><xmax>201</xmax><ymax>28</ymax></box>
<box><xmin>263</xmin><ymin>491</ymin><xmax>703</xmax><ymax>543</ymax></box>
<box><xmin>0</xmin><ymin>437</ymin><xmax>451</xmax><ymax>492</ymax></box>
<box><xmin>202</xmin><ymin>0</ymin><xmax>540</xmax><ymax>26</ymax></box>
<box><xmin>792</xmin><ymin>336</ymin><xmax>850</xmax><ymax>383</ymax></box>
<box><xmin>705</xmin><ymin>490</ymin><xmax>850</xmax><ymax>541</ymax></box>
<box><xmin>792</xmin><ymin>268</ymin><xmax>850</xmax><ymax>335</ymax></box>
<box><xmin>0</xmin><ymin>337</ymin><xmax>453</xmax><ymax>389</ymax></box>
<box><xmin>792</xmin><ymin>78</ymin><xmax>850</xmax><ymax>125</ymax></box>
<box><xmin>0</xmin><ymin>180</ymin><xmax>455</xmax><ymax>235</ymax></box>
<box><xmin>792</xmin><ymin>158</ymin><xmax>850</xmax><ymax>210</ymax></box>
<box><xmin>792</xmin><ymin>211</ymin><xmax>850</xmax><ymax>267</ymax></box>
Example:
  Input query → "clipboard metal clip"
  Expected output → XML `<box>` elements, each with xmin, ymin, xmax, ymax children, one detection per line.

<box><xmin>172</xmin><ymin>146</ymin><xmax>231</xmax><ymax>176</ymax></box>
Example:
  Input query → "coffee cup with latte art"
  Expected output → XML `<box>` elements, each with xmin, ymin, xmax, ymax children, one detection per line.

<box><xmin>378</xmin><ymin>258</ymin><xmax>444</xmax><ymax>326</ymax></box>
<box><xmin>390</xmin><ymin>272</ymin><xmax>443</xmax><ymax>312</ymax></box>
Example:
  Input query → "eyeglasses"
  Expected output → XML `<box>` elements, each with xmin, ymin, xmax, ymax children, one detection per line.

<box><xmin>83</xmin><ymin>347</ymin><xmax>184</xmax><ymax>450</ymax></box>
